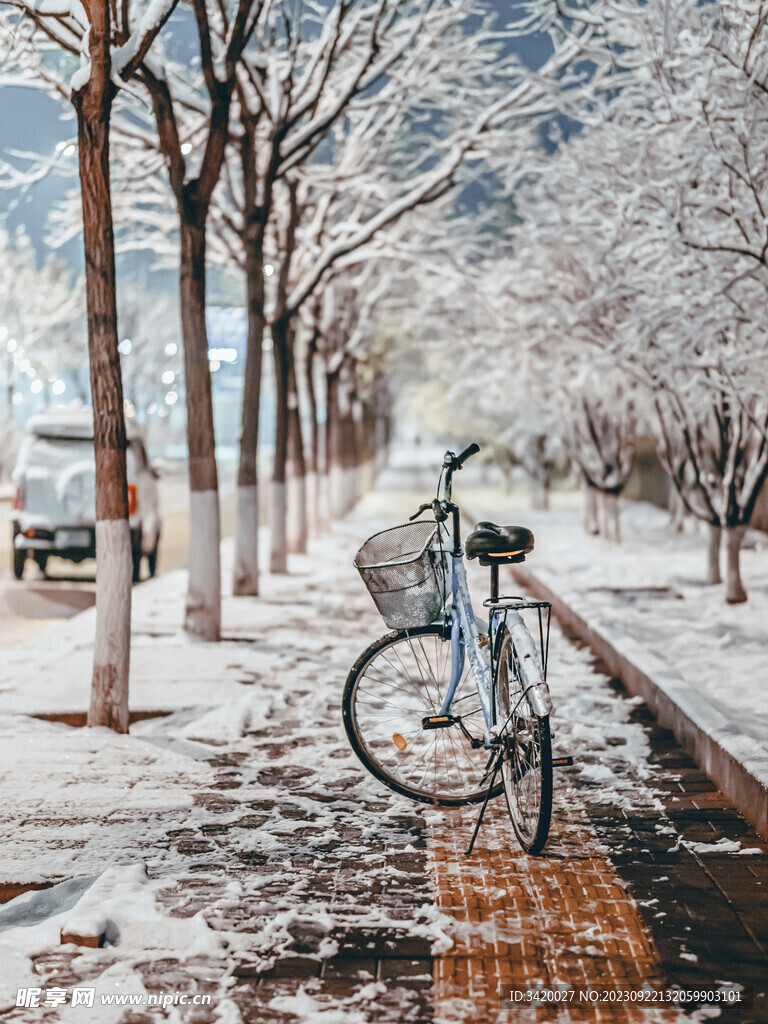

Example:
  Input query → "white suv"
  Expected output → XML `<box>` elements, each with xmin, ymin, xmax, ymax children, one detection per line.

<box><xmin>11</xmin><ymin>411</ymin><xmax>162</xmax><ymax>582</ymax></box>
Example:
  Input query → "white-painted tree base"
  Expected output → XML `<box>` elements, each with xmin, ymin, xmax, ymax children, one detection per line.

<box><xmin>89</xmin><ymin>518</ymin><xmax>132</xmax><ymax>732</ymax></box>
<box><xmin>329</xmin><ymin>465</ymin><xmax>344</xmax><ymax>519</ymax></box>
<box><xmin>270</xmin><ymin>481</ymin><xmax>288</xmax><ymax>574</ymax></box>
<box><xmin>531</xmin><ymin>480</ymin><xmax>550</xmax><ymax>511</ymax></box>
<box><xmin>287</xmin><ymin>470</ymin><xmax>308</xmax><ymax>554</ymax></box>
<box><xmin>315</xmin><ymin>471</ymin><xmax>330</xmax><ymax>534</ymax></box>
<box><xmin>602</xmin><ymin>492</ymin><xmax>621</xmax><ymax>543</ymax></box>
<box><xmin>342</xmin><ymin>466</ymin><xmax>361</xmax><ymax>514</ymax></box>
<box><xmin>233</xmin><ymin>484</ymin><xmax>259</xmax><ymax>596</ymax></box>
<box><xmin>306</xmin><ymin>471</ymin><xmax>319</xmax><ymax>538</ymax></box>
<box><xmin>185</xmin><ymin>489</ymin><xmax>221</xmax><ymax>640</ymax></box>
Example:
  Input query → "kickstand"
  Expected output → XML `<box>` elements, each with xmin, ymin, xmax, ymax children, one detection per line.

<box><xmin>465</xmin><ymin>749</ymin><xmax>503</xmax><ymax>857</ymax></box>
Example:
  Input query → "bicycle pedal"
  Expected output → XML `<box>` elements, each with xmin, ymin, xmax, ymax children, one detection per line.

<box><xmin>552</xmin><ymin>755</ymin><xmax>574</xmax><ymax>768</ymax></box>
<box><xmin>422</xmin><ymin>714</ymin><xmax>457</xmax><ymax>730</ymax></box>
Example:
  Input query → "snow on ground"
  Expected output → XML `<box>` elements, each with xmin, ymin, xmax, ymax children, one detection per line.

<box><xmin>0</xmin><ymin>460</ymin><xmax>759</xmax><ymax>1021</ymax></box>
<box><xmin>0</xmin><ymin>865</ymin><xmax>226</xmax><ymax>1014</ymax></box>
<box><xmin>0</xmin><ymin>504</ymin><xmax>446</xmax><ymax>1018</ymax></box>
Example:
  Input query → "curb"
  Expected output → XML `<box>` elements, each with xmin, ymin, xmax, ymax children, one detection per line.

<box><xmin>512</xmin><ymin>564</ymin><xmax>768</xmax><ymax>841</ymax></box>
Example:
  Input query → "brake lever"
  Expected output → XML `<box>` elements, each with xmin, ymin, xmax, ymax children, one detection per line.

<box><xmin>431</xmin><ymin>499</ymin><xmax>449</xmax><ymax>523</ymax></box>
<box><xmin>409</xmin><ymin>503</ymin><xmax>432</xmax><ymax>522</ymax></box>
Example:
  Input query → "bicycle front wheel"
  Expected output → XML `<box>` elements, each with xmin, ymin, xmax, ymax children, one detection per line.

<box><xmin>496</xmin><ymin>629</ymin><xmax>553</xmax><ymax>854</ymax></box>
<box><xmin>343</xmin><ymin>625</ymin><xmax>501</xmax><ymax>806</ymax></box>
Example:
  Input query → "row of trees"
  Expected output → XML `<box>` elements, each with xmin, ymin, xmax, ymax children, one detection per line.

<box><xmin>430</xmin><ymin>0</ymin><xmax>768</xmax><ymax>604</ymax></box>
<box><xmin>0</xmin><ymin>0</ymin><xmax>607</xmax><ymax>728</ymax></box>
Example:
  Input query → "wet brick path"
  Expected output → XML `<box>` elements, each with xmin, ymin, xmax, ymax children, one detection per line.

<box><xmin>424</xmin><ymin>631</ymin><xmax>768</xmax><ymax>1023</ymax></box>
<box><xmin>7</xmin><ymin>556</ymin><xmax>768</xmax><ymax>1023</ymax></box>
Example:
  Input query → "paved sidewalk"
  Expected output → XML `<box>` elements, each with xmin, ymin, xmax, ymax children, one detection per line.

<box><xmin>0</xmin><ymin>463</ymin><xmax>766</xmax><ymax>1022</ymax></box>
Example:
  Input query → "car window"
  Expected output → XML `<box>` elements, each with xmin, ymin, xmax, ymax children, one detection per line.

<box><xmin>19</xmin><ymin>437</ymin><xmax>137</xmax><ymax>471</ymax></box>
<box><xmin>21</xmin><ymin>437</ymin><xmax>90</xmax><ymax>469</ymax></box>
<box><xmin>17</xmin><ymin>436</ymin><xmax>138</xmax><ymax>521</ymax></box>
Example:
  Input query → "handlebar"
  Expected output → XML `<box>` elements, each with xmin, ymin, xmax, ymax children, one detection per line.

<box><xmin>409</xmin><ymin>502</ymin><xmax>432</xmax><ymax>522</ymax></box>
<box><xmin>455</xmin><ymin>442</ymin><xmax>480</xmax><ymax>468</ymax></box>
<box><xmin>409</xmin><ymin>442</ymin><xmax>480</xmax><ymax>551</ymax></box>
<box><xmin>409</xmin><ymin>499</ymin><xmax>449</xmax><ymax>523</ymax></box>
<box><xmin>410</xmin><ymin>442</ymin><xmax>481</xmax><ymax>522</ymax></box>
<box><xmin>443</xmin><ymin>442</ymin><xmax>480</xmax><ymax>472</ymax></box>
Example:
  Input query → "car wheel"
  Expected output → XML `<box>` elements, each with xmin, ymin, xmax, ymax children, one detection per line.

<box><xmin>33</xmin><ymin>552</ymin><xmax>48</xmax><ymax>575</ymax></box>
<box><xmin>13</xmin><ymin>548</ymin><xmax>25</xmax><ymax>580</ymax></box>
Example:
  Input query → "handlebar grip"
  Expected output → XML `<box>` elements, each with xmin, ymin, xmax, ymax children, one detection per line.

<box><xmin>455</xmin><ymin>442</ymin><xmax>480</xmax><ymax>468</ymax></box>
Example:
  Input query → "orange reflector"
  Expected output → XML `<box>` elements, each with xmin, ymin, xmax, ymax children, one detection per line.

<box><xmin>393</xmin><ymin>733</ymin><xmax>407</xmax><ymax>751</ymax></box>
<box><xmin>24</xmin><ymin>529</ymin><xmax>35</xmax><ymax>539</ymax></box>
<box><xmin>127</xmin><ymin>484</ymin><xmax>138</xmax><ymax>516</ymax></box>
<box><xmin>487</xmin><ymin>549</ymin><xmax>525</xmax><ymax>558</ymax></box>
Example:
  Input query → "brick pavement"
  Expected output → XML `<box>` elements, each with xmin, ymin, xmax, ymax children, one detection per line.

<box><xmin>4</xmin><ymin>498</ymin><xmax>768</xmax><ymax>1023</ymax></box>
<box><xmin>429</xmin><ymin>801</ymin><xmax>677</xmax><ymax>1023</ymax></box>
<box><xmin>9</xmin><ymin>645</ymin><xmax>768</xmax><ymax>1024</ymax></box>
<box><xmin>423</xmin><ymin>645</ymin><xmax>768</xmax><ymax>1024</ymax></box>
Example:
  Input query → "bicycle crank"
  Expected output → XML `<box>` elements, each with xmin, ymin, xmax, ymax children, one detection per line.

<box><xmin>421</xmin><ymin>714</ymin><xmax>484</xmax><ymax>749</ymax></box>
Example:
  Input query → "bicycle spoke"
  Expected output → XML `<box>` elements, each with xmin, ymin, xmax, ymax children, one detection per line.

<box><xmin>495</xmin><ymin>629</ymin><xmax>552</xmax><ymax>853</ymax></box>
<box><xmin>391</xmin><ymin>644</ymin><xmax>441</xmax><ymax>714</ymax></box>
<box><xmin>416</xmin><ymin>635</ymin><xmax>443</xmax><ymax>706</ymax></box>
<box><xmin>345</xmin><ymin>628</ymin><xmax>497</xmax><ymax>804</ymax></box>
<box><xmin>376</xmin><ymin>651</ymin><xmax>434</xmax><ymax>704</ymax></box>
<box><xmin>361</xmin><ymin>668</ymin><xmax>432</xmax><ymax>705</ymax></box>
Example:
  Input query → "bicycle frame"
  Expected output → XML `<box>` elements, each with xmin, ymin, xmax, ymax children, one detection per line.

<box><xmin>438</xmin><ymin>550</ymin><xmax>553</xmax><ymax>734</ymax></box>
<box><xmin>430</xmin><ymin>455</ymin><xmax>552</xmax><ymax>738</ymax></box>
<box><xmin>439</xmin><ymin>554</ymin><xmax>489</xmax><ymax>728</ymax></box>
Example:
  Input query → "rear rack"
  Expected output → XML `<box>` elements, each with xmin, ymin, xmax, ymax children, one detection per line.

<box><xmin>483</xmin><ymin>595</ymin><xmax>552</xmax><ymax>681</ymax></box>
<box><xmin>483</xmin><ymin>595</ymin><xmax>551</xmax><ymax>611</ymax></box>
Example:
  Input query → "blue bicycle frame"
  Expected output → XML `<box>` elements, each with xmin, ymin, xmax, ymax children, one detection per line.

<box><xmin>426</xmin><ymin>453</ymin><xmax>553</xmax><ymax>740</ymax></box>
<box><xmin>440</xmin><ymin>554</ymin><xmax>493</xmax><ymax>730</ymax></box>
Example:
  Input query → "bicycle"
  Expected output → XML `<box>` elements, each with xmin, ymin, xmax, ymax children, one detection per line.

<box><xmin>342</xmin><ymin>443</ymin><xmax>570</xmax><ymax>855</ymax></box>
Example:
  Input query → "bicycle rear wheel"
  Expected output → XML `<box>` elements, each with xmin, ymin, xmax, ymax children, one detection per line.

<box><xmin>495</xmin><ymin>629</ymin><xmax>552</xmax><ymax>854</ymax></box>
<box><xmin>343</xmin><ymin>625</ymin><xmax>501</xmax><ymax>806</ymax></box>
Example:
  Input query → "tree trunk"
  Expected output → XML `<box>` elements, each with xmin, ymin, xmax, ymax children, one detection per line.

<box><xmin>359</xmin><ymin>404</ymin><xmax>377</xmax><ymax>498</ymax></box>
<box><xmin>315</xmin><ymin>373</ymin><xmax>330</xmax><ymax>534</ymax></box>
<box><xmin>603</xmin><ymin>492</ymin><xmax>621</xmax><ymax>543</ymax></box>
<box><xmin>305</xmin><ymin>337</ymin><xmax>321</xmax><ymax>536</ymax></box>
<box><xmin>74</xmin><ymin>0</ymin><xmax>131</xmax><ymax>734</ymax></box>
<box><xmin>531</xmin><ymin>478</ymin><xmax>550</xmax><ymax>511</ymax></box>
<box><xmin>668</xmin><ymin>486</ymin><xmax>685</xmax><ymax>533</ymax></box>
<box><xmin>286</xmin><ymin>352</ymin><xmax>308</xmax><ymax>555</ymax></box>
<box><xmin>270</xmin><ymin>315</ymin><xmax>290</xmax><ymax>573</ymax></box>
<box><xmin>725</xmin><ymin>525</ymin><xmax>747</xmax><ymax>604</ymax></box>
<box><xmin>706</xmin><ymin>524</ymin><xmax>722</xmax><ymax>585</ymax></box>
<box><xmin>374</xmin><ymin>417</ymin><xmax>387</xmax><ymax>476</ymax></box>
<box><xmin>326</xmin><ymin>368</ymin><xmax>343</xmax><ymax>519</ymax></box>
<box><xmin>179</xmin><ymin>216</ymin><xmax>221</xmax><ymax>638</ymax></box>
<box><xmin>584</xmin><ymin>483</ymin><xmax>599</xmax><ymax>536</ymax></box>
<box><xmin>339</xmin><ymin>396</ymin><xmax>361</xmax><ymax>514</ymax></box>
<box><xmin>233</xmin><ymin>231</ymin><xmax>264</xmax><ymax>596</ymax></box>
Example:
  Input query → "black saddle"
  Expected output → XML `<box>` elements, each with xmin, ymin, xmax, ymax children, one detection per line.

<box><xmin>465</xmin><ymin>521</ymin><xmax>534</xmax><ymax>565</ymax></box>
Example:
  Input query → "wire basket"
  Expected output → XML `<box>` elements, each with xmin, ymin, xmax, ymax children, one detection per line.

<box><xmin>355</xmin><ymin>521</ymin><xmax>448</xmax><ymax>629</ymax></box>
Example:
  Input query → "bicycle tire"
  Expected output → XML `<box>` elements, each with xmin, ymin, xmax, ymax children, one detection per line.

<box><xmin>495</xmin><ymin>628</ymin><xmax>553</xmax><ymax>854</ymax></box>
<box><xmin>342</xmin><ymin>624</ymin><xmax>502</xmax><ymax>806</ymax></box>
